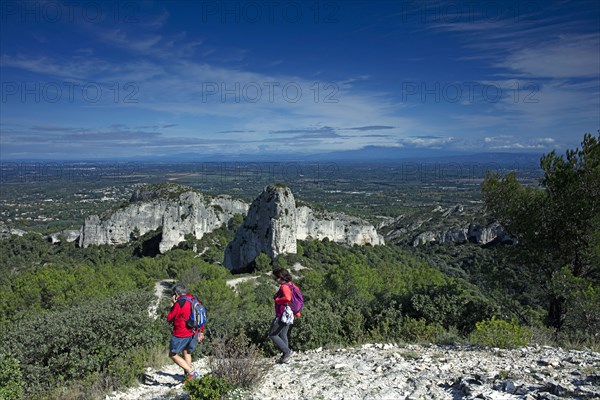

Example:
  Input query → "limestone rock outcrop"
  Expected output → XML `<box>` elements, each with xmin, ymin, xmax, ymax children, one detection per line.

<box><xmin>47</xmin><ymin>230</ymin><xmax>80</xmax><ymax>244</ymax></box>
<box><xmin>224</xmin><ymin>185</ymin><xmax>383</xmax><ymax>271</ymax></box>
<box><xmin>0</xmin><ymin>221</ymin><xmax>27</xmax><ymax>239</ymax></box>
<box><xmin>107</xmin><ymin>343</ymin><xmax>600</xmax><ymax>400</ymax></box>
<box><xmin>382</xmin><ymin>204</ymin><xmax>516</xmax><ymax>247</ymax></box>
<box><xmin>224</xmin><ymin>185</ymin><xmax>297</xmax><ymax>271</ymax></box>
<box><xmin>295</xmin><ymin>206</ymin><xmax>382</xmax><ymax>246</ymax></box>
<box><xmin>79</xmin><ymin>184</ymin><xmax>248</xmax><ymax>253</ymax></box>
<box><xmin>411</xmin><ymin>222</ymin><xmax>516</xmax><ymax>246</ymax></box>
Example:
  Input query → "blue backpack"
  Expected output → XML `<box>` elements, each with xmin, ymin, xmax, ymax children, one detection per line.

<box><xmin>181</xmin><ymin>295</ymin><xmax>207</xmax><ymax>330</ymax></box>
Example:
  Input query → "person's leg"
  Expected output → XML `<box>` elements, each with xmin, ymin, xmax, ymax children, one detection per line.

<box><xmin>169</xmin><ymin>352</ymin><xmax>192</xmax><ymax>374</ymax></box>
<box><xmin>278</xmin><ymin>323</ymin><xmax>290</xmax><ymax>349</ymax></box>
<box><xmin>183</xmin><ymin>349</ymin><xmax>192</xmax><ymax>370</ymax></box>
<box><xmin>183</xmin><ymin>334</ymin><xmax>198</xmax><ymax>374</ymax></box>
<box><xmin>268</xmin><ymin>318</ymin><xmax>291</xmax><ymax>354</ymax></box>
<box><xmin>169</xmin><ymin>336</ymin><xmax>193</xmax><ymax>374</ymax></box>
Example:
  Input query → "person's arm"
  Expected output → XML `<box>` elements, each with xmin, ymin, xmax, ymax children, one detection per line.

<box><xmin>166</xmin><ymin>296</ymin><xmax>186</xmax><ymax>323</ymax></box>
<box><xmin>166</xmin><ymin>300</ymin><xmax>178</xmax><ymax>323</ymax></box>
<box><xmin>274</xmin><ymin>284</ymin><xmax>292</xmax><ymax>305</ymax></box>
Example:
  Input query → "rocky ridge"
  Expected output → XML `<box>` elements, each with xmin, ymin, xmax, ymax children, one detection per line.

<box><xmin>106</xmin><ymin>343</ymin><xmax>600</xmax><ymax>400</ymax></box>
<box><xmin>0</xmin><ymin>220</ymin><xmax>26</xmax><ymax>239</ymax></box>
<box><xmin>77</xmin><ymin>184</ymin><xmax>383</xmax><ymax>261</ymax></box>
<box><xmin>79</xmin><ymin>184</ymin><xmax>248</xmax><ymax>253</ymax></box>
<box><xmin>224</xmin><ymin>185</ymin><xmax>383</xmax><ymax>270</ymax></box>
<box><xmin>381</xmin><ymin>204</ymin><xmax>515</xmax><ymax>247</ymax></box>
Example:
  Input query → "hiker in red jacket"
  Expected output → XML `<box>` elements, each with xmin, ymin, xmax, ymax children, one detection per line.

<box><xmin>167</xmin><ymin>283</ymin><xmax>204</xmax><ymax>381</ymax></box>
<box><xmin>269</xmin><ymin>268</ymin><xmax>300</xmax><ymax>364</ymax></box>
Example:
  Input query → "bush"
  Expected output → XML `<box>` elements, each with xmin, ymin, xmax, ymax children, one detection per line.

<box><xmin>550</xmin><ymin>267</ymin><xmax>600</xmax><ymax>337</ymax></box>
<box><xmin>0</xmin><ymin>291</ymin><xmax>169</xmax><ymax>397</ymax></box>
<box><xmin>470</xmin><ymin>317</ymin><xmax>531</xmax><ymax>349</ymax></box>
<box><xmin>341</xmin><ymin>306</ymin><xmax>366</xmax><ymax>344</ymax></box>
<box><xmin>208</xmin><ymin>332</ymin><xmax>266</xmax><ymax>389</ymax></box>
<box><xmin>435</xmin><ymin>326</ymin><xmax>463</xmax><ymax>345</ymax></box>
<box><xmin>292</xmin><ymin>299</ymin><xmax>344</xmax><ymax>350</ymax></box>
<box><xmin>366</xmin><ymin>300</ymin><xmax>404</xmax><ymax>341</ymax></box>
<box><xmin>0</xmin><ymin>355</ymin><xmax>24</xmax><ymax>400</ymax></box>
<box><xmin>253</xmin><ymin>253</ymin><xmax>272</xmax><ymax>272</ymax></box>
<box><xmin>184</xmin><ymin>374</ymin><xmax>234</xmax><ymax>400</ymax></box>
<box><xmin>397</xmin><ymin>318</ymin><xmax>444</xmax><ymax>343</ymax></box>
<box><xmin>408</xmin><ymin>280</ymin><xmax>495</xmax><ymax>332</ymax></box>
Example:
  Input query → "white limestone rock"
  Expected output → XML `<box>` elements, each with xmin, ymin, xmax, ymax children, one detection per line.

<box><xmin>224</xmin><ymin>185</ymin><xmax>384</xmax><ymax>271</ymax></box>
<box><xmin>106</xmin><ymin>343</ymin><xmax>600</xmax><ymax>400</ymax></box>
<box><xmin>47</xmin><ymin>229</ymin><xmax>80</xmax><ymax>244</ymax></box>
<box><xmin>79</xmin><ymin>184</ymin><xmax>248</xmax><ymax>253</ymax></box>
<box><xmin>224</xmin><ymin>185</ymin><xmax>297</xmax><ymax>271</ymax></box>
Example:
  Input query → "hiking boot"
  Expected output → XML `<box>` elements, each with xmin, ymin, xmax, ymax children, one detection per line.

<box><xmin>278</xmin><ymin>351</ymin><xmax>293</xmax><ymax>364</ymax></box>
<box><xmin>182</xmin><ymin>371</ymin><xmax>199</xmax><ymax>382</ymax></box>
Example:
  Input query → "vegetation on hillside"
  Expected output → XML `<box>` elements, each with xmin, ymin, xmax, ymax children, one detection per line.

<box><xmin>482</xmin><ymin>132</ymin><xmax>600</xmax><ymax>334</ymax></box>
<box><xmin>0</xmin><ymin>133</ymin><xmax>598</xmax><ymax>399</ymax></box>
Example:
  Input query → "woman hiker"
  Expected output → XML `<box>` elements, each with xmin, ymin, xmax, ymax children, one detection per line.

<box><xmin>268</xmin><ymin>268</ymin><xmax>301</xmax><ymax>364</ymax></box>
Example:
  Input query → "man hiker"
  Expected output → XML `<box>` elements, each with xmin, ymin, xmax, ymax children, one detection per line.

<box><xmin>167</xmin><ymin>283</ymin><xmax>205</xmax><ymax>381</ymax></box>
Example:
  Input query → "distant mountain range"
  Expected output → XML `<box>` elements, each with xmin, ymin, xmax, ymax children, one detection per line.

<box><xmin>3</xmin><ymin>146</ymin><xmax>545</xmax><ymax>165</ymax></box>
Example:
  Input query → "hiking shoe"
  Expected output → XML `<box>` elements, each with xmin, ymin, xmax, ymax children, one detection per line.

<box><xmin>182</xmin><ymin>371</ymin><xmax>199</xmax><ymax>382</ymax></box>
<box><xmin>278</xmin><ymin>351</ymin><xmax>293</xmax><ymax>364</ymax></box>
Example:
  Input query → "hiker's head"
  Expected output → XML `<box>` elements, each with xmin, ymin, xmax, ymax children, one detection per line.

<box><xmin>172</xmin><ymin>283</ymin><xmax>187</xmax><ymax>297</ymax></box>
<box><xmin>273</xmin><ymin>268</ymin><xmax>292</xmax><ymax>283</ymax></box>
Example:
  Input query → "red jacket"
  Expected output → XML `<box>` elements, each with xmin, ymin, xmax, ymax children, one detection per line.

<box><xmin>166</xmin><ymin>295</ymin><xmax>205</xmax><ymax>338</ymax></box>
<box><xmin>274</xmin><ymin>282</ymin><xmax>301</xmax><ymax>318</ymax></box>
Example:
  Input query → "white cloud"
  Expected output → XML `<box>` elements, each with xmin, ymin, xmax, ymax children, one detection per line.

<box><xmin>398</xmin><ymin>136</ymin><xmax>455</xmax><ymax>148</ymax></box>
<box><xmin>498</xmin><ymin>34</ymin><xmax>600</xmax><ymax>78</ymax></box>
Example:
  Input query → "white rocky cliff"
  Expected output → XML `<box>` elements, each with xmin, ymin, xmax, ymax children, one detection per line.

<box><xmin>79</xmin><ymin>184</ymin><xmax>248</xmax><ymax>253</ymax></box>
<box><xmin>224</xmin><ymin>185</ymin><xmax>383</xmax><ymax>270</ymax></box>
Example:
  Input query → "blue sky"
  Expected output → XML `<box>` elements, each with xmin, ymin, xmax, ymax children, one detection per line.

<box><xmin>1</xmin><ymin>0</ymin><xmax>599</xmax><ymax>160</ymax></box>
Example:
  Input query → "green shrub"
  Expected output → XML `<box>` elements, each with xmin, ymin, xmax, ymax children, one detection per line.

<box><xmin>470</xmin><ymin>317</ymin><xmax>531</xmax><ymax>349</ymax></box>
<box><xmin>341</xmin><ymin>306</ymin><xmax>366</xmax><ymax>344</ymax></box>
<box><xmin>184</xmin><ymin>374</ymin><xmax>234</xmax><ymax>400</ymax></box>
<box><xmin>105</xmin><ymin>347</ymin><xmax>151</xmax><ymax>388</ymax></box>
<box><xmin>0</xmin><ymin>291</ymin><xmax>169</xmax><ymax>397</ymax></box>
<box><xmin>408</xmin><ymin>280</ymin><xmax>495</xmax><ymax>332</ymax></box>
<box><xmin>550</xmin><ymin>267</ymin><xmax>600</xmax><ymax>337</ymax></box>
<box><xmin>397</xmin><ymin>317</ymin><xmax>444</xmax><ymax>343</ymax></box>
<box><xmin>366</xmin><ymin>300</ymin><xmax>404</xmax><ymax>341</ymax></box>
<box><xmin>0</xmin><ymin>355</ymin><xmax>24</xmax><ymax>400</ymax></box>
<box><xmin>435</xmin><ymin>326</ymin><xmax>463</xmax><ymax>345</ymax></box>
<box><xmin>292</xmin><ymin>299</ymin><xmax>344</xmax><ymax>350</ymax></box>
<box><xmin>253</xmin><ymin>253</ymin><xmax>272</xmax><ymax>272</ymax></box>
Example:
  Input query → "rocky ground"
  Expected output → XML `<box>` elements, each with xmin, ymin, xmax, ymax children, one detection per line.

<box><xmin>106</xmin><ymin>343</ymin><xmax>599</xmax><ymax>400</ymax></box>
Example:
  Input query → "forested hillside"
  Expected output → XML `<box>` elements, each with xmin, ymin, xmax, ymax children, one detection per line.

<box><xmin>0</xmin><ymin>133</ymin><xmax>598</xmax><ymax>400</ymax></box>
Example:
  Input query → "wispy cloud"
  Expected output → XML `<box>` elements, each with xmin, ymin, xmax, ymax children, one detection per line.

<box><xmin>345</xmin><ymin>125</ymin><xmax>395</xmax><ymax>131</ymax></box>
<box><xmin>483</xmin><ymin>135</ymin><xmax>558</xmax><ymax>150</ymax></box>
<box><xmin>398</xmin><ymin>135</ymin><xmax>455</xmax><ymax>148</ymax></box>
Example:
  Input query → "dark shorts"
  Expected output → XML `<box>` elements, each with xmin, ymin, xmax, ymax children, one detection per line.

<box><xmin>170</xmin><ymin>334</ymin><xmax>197</xmax><ymax>354</ymax></box>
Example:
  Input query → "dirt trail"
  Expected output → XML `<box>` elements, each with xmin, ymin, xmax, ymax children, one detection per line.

<box><xmin>148</xmin><ymin>279</ymin><xmax>175</xmax><ymax>319</ymax></box>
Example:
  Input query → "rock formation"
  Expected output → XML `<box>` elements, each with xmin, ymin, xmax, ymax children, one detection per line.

<box><xmin>382</xmin><ymin>204</ymin><xmax>516</xmax><ymax>247</ymax></box>
<box><xmin>224</xmin><ymin>185</ymin><xmax>297</xmax><ymax>271</ymax></box>
<box><xmin>47</xmin><ymin>230</ymin><xmax>80</xmax><ymax>244</ymax></box>
<box><xmin>0</xmin><ymin>221</ymin><xmax>27</xmax><ymax>239</ymax></box>
<box><xmin>224</xmin><ymin>185</ymin><xmax>383</xmax><ymax>270</ymax></box>
<box><xmin>79</xmin><ymin>184</ymin><xmax>248</xmax><ymax>253</ymax></box>
<box><xmin>412</xmin><ymin>222</ymin><xmax>515</xmax><ymax>246</ymax></box>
